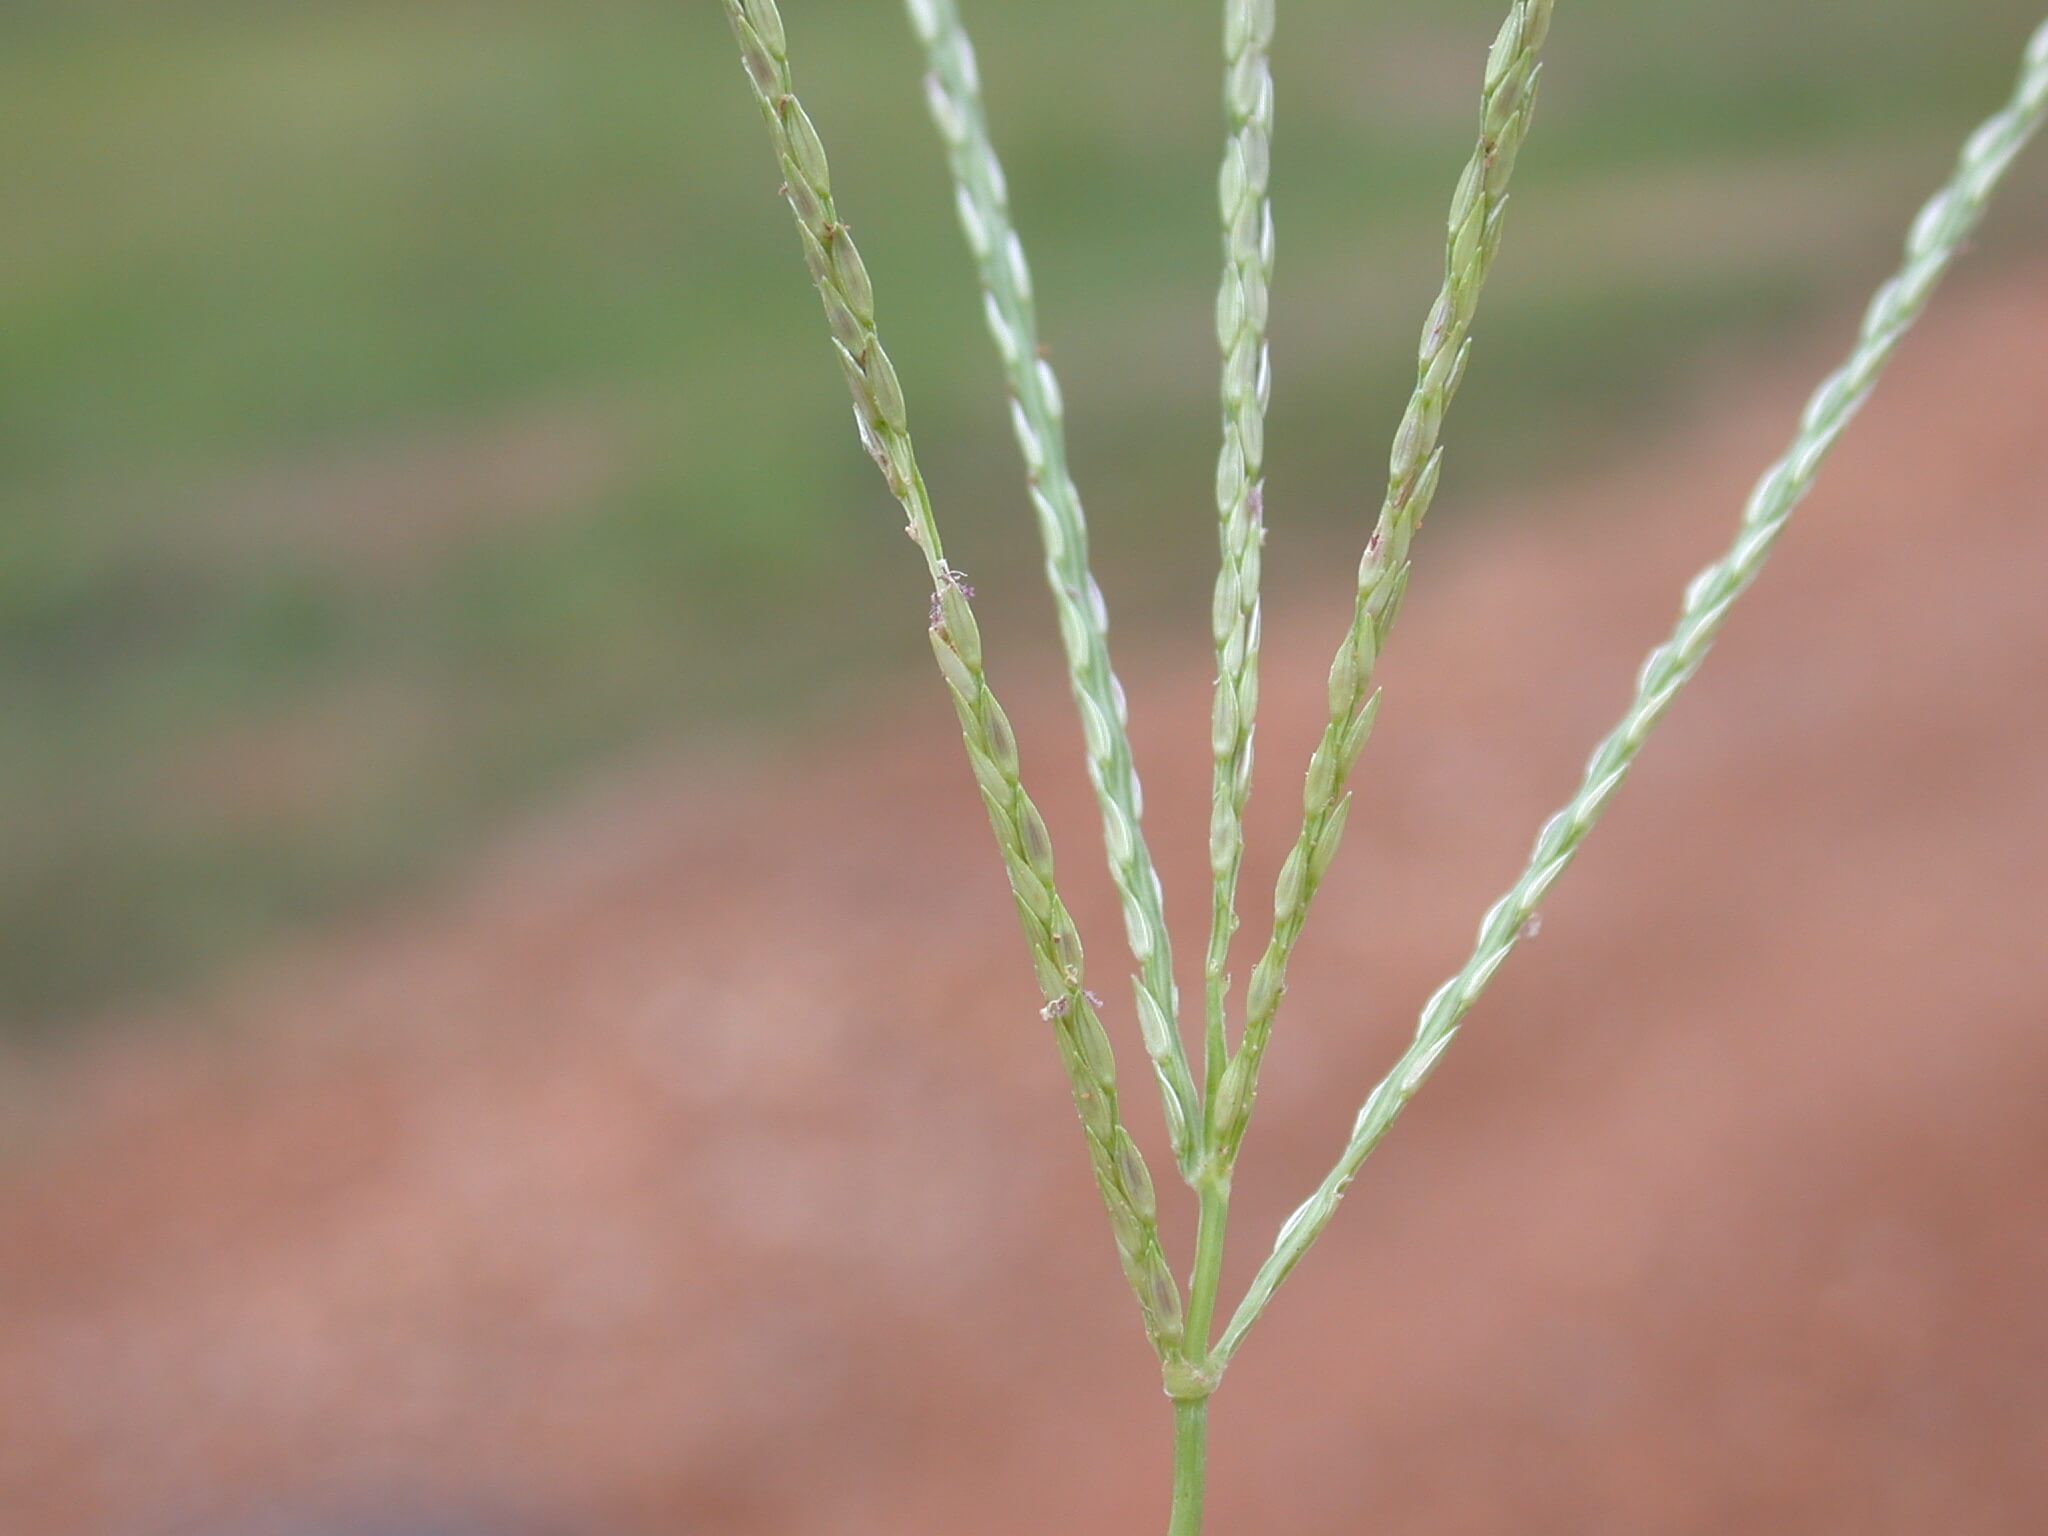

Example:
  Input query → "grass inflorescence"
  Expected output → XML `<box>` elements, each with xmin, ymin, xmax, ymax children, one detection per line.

<box><xmin>1215</xmin><ymin>0</ymin><xmax>1558</xmax><ymax>1169</ymax></box>
<box><xmin>718</xmin><ymin>1</ymin><xmax>2048</xmax><ymax>1528</ymax></box>
<box><xmin>718</xmin><ymin>0</ymin><xmax>1183</xmax><ymax>1353</ymax></box>
<box><xmin>909</xmin><ymin>0</ymin><xmax>1205</xmax><ymax>1172</ymax></box>
<box><xmin>1203</xmin><ymin>0</ymin><xmax>1280</xmax><ymax>1123</ymax></box>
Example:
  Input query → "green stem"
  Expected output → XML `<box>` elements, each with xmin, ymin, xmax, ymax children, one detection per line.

<box><xmin>1183</xmin><ymin>1172</ymin><xmax>1232</xmax><ymax>1357</ymax></box>
<box><xmin>1171</xmin><ymin>1173</ymin><xmax>1227</xmax><ymax>1536</ymax></box>
<box><xmin>1169</xmin><ymin>1398</ymin><xmax>1209</xmax><ymax>1536</ymax></box>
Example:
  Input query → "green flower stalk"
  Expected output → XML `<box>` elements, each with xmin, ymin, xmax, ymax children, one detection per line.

<box><xmin>907</xmin><ymin>0</ymin><xmax>1204</xmax><ymax>1174</ymax></box>
<box><xmin>1204</xmin><ymin>0</ymin><xmax>1279</xmax><ymax>1114</ymax></box>
<box><xmin>1217</xmin><ymin>13</ymin><xmax>2048</xmax><ymax>1367</ymax></box>
<box><xmin>1211</xmin><ymin>0</ymin><xmax>1558</xmax><ymax>1162</ymax></box>
<box><xmin>718</xmin><ymin>0</ymin><xmax>1182</xmax><ymax>1355</ymax></box>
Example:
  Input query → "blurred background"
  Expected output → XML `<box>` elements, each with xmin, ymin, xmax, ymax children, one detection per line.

<box><xmin>4</xmin><ymin>0</ymin><xmax>2047</xmax><ymax>1531</ymax></box>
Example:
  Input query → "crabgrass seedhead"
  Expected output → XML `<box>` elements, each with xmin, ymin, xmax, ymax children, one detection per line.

<box><xmin>723</xmin><ymin>0</ymin><xmax>1197</xmax><ymax>1359</ymax></box>
<box><xmin>914</xmin><ymin>0</ymin><xmax>1203</xmax><ymax>1174</ymax></box>
<box><xmin>723</xmin><ymin>2</ymin><xmax>2048</xmax><ymax>1527</ymax></box>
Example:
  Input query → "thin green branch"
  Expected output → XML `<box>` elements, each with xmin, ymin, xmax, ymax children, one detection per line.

<box><xmin>1213</xmin><ymin>0</ymin><xmax>1559</xmax><ymax>1161</ymax></box>
<box><xmin>1182</xmin><ymin>1170</ymin><xmax>1232</xmax><ymax>1366</ymax></box>
<box><xmin>1204</xmin><ymin>0</ymin><xmax>1280</xmax><ymax>1115</ymax></box>
<box><xmin>907</xmin><ymin>0</ymin><xmax>1203</xmax><ymax>1173</ymax></box>
<box><xmin>720</xmin><ymin>0</ymin><xmax>1183</xmax><ymax>1355</ymax></box>
<box><xmin>1217</xmin><ymin>16</ymin><xmax>2048</xmax><ymax>1366</ymax></box>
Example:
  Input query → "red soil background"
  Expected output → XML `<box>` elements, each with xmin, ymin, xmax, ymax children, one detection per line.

<box><xmin>4</xmin><ymin>268</ymin><xmax>2047</xmax><ymax>1534</ymax></box>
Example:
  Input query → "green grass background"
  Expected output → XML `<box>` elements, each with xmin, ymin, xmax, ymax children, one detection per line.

<box><xmin>4</xmin><ymin>0</ymin><xmax>2044</xmax><ymax>1034</ymax></box>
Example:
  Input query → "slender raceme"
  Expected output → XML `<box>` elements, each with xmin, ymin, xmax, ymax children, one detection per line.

<box><xmin>1214</xmin><ymin>0</ymin><xmax>1558</xmax><ymax>1161</ymax></box>
<box><xmin>1204</xmin><ymin>0</ymin><xmax>1280</xmax><ymax>1114</ymax></box>
<box><xmin>1217</xmin><ymin>15</ymin><xmax>2048</xmax><ymax>1365</ymax></box>
<box><xmin>718</xmin><ymin>0</ymin><xmax>1184</xmax><ymax>1356</ymax></box>
<box><xmin>907</xmin><ymin>0</ymin><xmax>1204</xmax><ymax>1174</ymax></box>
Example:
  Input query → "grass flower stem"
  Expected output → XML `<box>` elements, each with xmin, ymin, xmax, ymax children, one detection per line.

<box><xmin>1216</xmin><ymin>15</ymin><xmax>2048</xmax><ymax>1367</ymax></box>
<box><xmin>1210</xmin><ymin>0</ymin><xmax>1559</xmax><ymax>1166</ymax></box>
<box><xmin>1181</xmin><ymin>1169</ymin><xmax>1232</xmax><ymax>1363</ymax></box>
<box><xmin>719</xmin><ymin>0</ymin><xmax>1185</xmax><ymax>1356</ymax></box>
<box><xmin>908</xmin><ymin>0</ymin><xmax>1205</xmax><ymax>1172</ymax></box>
<box><xmin>1204</xmin><ymin>0</ymin><xmax>1280</xmax><ymax>1112</ymax></box>
<box><xmin>1168</xmin><ymin>1399</ymin><xmax>1209</xmax><ymax>1536</ymax></box>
